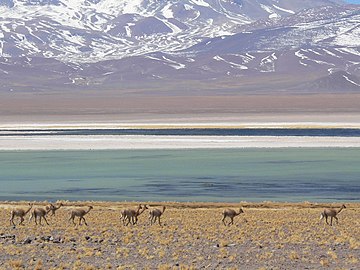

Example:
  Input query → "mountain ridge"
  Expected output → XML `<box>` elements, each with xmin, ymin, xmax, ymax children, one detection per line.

<box><xmin>0</xmin><ymin>0</ymin><xmax>359</xmax><ymax>93</ymax></box>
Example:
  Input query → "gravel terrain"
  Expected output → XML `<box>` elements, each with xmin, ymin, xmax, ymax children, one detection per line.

<box><xmin>0</xmin><ymin>202</ymin><xmax>359</xmax><ymax>269</ymax></box>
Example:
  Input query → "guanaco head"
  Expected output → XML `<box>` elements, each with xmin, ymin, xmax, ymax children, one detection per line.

<box><xmin>239</xmin><ymin>208</ymin><xmax>244</xmax><ymax>214</ymax></box>
<box><xmin>46</xmin><ymin>203</ymin><xmax>54</xmax><ymax>209</ymax></box>
<box><xmin>46</xmin><ymin>204</ymin><xmax>55</xmax><ymax>213</ymax></box>
<box><xmin>342</xmin><ymin>204</ymin><xmax>346</xmax><ymax>209</ymax></box>
<box><xmin>138</xmin><ymin>205</ymin><xmax>148</xmax><ymax>214</ymax></box>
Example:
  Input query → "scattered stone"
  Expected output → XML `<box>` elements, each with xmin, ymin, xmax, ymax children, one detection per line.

<box><xmin>0</xmin><ymin>234</ymin><xmax>15</xmax><ymax>240</ymax></box>
<box><xmin>23</xmin><ymin>238</ymin><xmax>32</xmax><ymax>244</ymax></box>
<box><xmin>40</xmin><ymin>236</ymin><xmax>51</xmax><ymax>241</ymax></box>
<box><xmin>52</xmin><ymin>237</ymin><xmax>63</xmax><ymax>244</ymax></box>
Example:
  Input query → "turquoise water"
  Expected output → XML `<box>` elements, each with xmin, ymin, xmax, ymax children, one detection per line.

<box><xmin>0</xmin><ymin>149</ymin><xmax>359</xmax><ymax>202</ymax></box>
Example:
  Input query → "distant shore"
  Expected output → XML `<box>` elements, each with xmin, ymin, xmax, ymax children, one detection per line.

<box><xmin>1</xmin><ymin>135</ymin><xmax>360</xmax><ymax>150</ymax></box>
<box><xmin>1</xmin><ymin>113</ymin><xmax>360</xmax><ymax>150</ymax></box>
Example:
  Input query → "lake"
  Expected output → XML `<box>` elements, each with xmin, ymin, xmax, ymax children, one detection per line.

<box><xmin>0</xmin><ymin>148</ymin><xmax>359</xmax><ymax>202</ymax></box>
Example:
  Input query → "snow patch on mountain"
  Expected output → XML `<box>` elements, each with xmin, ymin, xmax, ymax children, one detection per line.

<box><xmin>272</xmin><ymin>4</ymin><xmax>295</xmax><ymax>14</ymax></box>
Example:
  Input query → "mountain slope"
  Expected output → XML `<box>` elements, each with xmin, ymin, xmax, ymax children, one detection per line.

<box><xmin>0</xmin><ymin>0</ymin><xmax>359</xmax><ymax>93</ymax></box>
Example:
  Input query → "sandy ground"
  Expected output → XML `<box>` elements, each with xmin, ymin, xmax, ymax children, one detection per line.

<box><xmin>0</xmin><ymin>135</ymin><xmax>360</xmax><ymax>150</ymax></box>
<box><xmin>0</xmin><ymin>201</ymin><xmax>359</xmax><ymax>269</ymax></box>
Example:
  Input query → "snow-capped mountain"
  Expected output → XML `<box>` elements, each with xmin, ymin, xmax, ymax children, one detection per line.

<box><xmin>0</xmin><ymin>0</ymin><xmax>359</xmax><ymax>93</ymax></box>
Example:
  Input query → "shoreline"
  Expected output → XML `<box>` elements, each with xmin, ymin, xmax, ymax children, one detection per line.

<box><xmin>2</xmin><ymin>122</ymin><xmax>360</xmax><ymax>130</ymax></box>
<box><xmin>1</xmin><ymin>120</ymin><xmax>360</xmax><ymax>130</ymax></box>
<box><xmin>1</xmin><ymin>135</ymin><xmax>360</xmax><ymax>150</ymax></box>
<box><xmin>1</xmin><ymin>111</ymin><xmax>360</xmax><ymax>130</ymax></box>
<box><xmin>1</xmin><ymin>201</ymin><xmax>359</xmax><ymax>209</ymax></box>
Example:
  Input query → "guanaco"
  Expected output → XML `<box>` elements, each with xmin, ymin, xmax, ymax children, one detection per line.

<box><xmin>222</xmin><ymin>208</ymin><xmax>244</xmax><ymax>226</ymax></box>
<box><xmin>149</xmin><ymin>206</ymin><xmax>166</xmax><ymax>226</ymax></box>
<box><xmin>69</xmin><ymin>206</ymin><xmax>93</xmax><ymax>226</ymax></box>
<box><xmin>121</xmin><ymin>204</ymin><xmax>141</xmax><ymax>225</ymax></box>
<box><xmin>124</xmin><ymin>204</ymin><xmax>148</xmax><ymax>225</ymax></box>
<box><xmin>10</xmin><ymin>203</ymin><xmax>33</xmax><ymax>226</ymax></box>
<box><xmin>46</xmin><ymin>203</ymin><xmax>63</xmax><ymax>216</ymax></box>
<box><xmin>29</xmin><ymin>206</ymin><xmax>52</xmax><ymax>225</ymax></box>
<box><xmin>320</xmin><ymin>204</ymin><xmax>346</xmax><ymax>226</ymax></box>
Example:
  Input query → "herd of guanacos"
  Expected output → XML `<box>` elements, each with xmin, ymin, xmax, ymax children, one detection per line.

<box><xmin>8</xmin><ymin>203</ymin><xmax>347</xmax><ymax>227</ymax></box>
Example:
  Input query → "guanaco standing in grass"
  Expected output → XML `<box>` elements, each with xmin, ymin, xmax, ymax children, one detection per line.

<box><xmin>149</xmin><ymin>206</ymin><xmax>166</xmax><ymax>226</ymax></box>
<box><xmin>124</xmin><ymin>204</ymin><xmax>148</xmax><ymax>225</ymax></box>
<box><xmin>222</xmin><ymin>208</ymin><xmax>244</xmax><ymax>226</ymax></box>
<box><xmin>29</xmin><ymin>206</ymin><xmax>52</xmax><ymax>225</ymax></box>
<box><xmin>46</xmin><ymin>202</ymin><xmax>63</xmax><ymax>216</ymax></box>
<box><xmin>10</xmin><ymin>203</ymin><xmax>33</xmax><ymax>226</ymax></box>
<box><xmin>320</xmin><ymin>204</ymin><xmax>346</xmax><ymax>226</ymax></box>
<box><xmin>69</xmin><ymin>206</ymin><xmax>93</xmax><ymax>226</ymax></box>
<box><xmin>121</xmin><ymin>204</ymin><xmax>141</xmax><ymax>225</ymax></box>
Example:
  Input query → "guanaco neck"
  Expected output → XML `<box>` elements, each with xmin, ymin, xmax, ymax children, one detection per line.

<box><xmin>25</xmin><ymin>205</ymin><xmax>33</xmax><ymax>214</ymax></box>
<box><xmin>337</xmin><ymin>205</ymin><xmax>345</xmax><ymax>214</ymax></box>
<box><xmin>86</xmin><ymin>207</ymin><xmax>92</xmax><ymax>214</ymax></box>
<box><xmin>162</xmin><ymin>206</ymin><xmax>166</xmax><ymax>213</ymax></box>
<box><xmin>135</xmin><ymin>205</ymin><xmax>142</xmax><ymax>215</ymax></box>
<box><xmin>138</xmin><ymin>207</ymin><xmax>147</xmax><ymax>215</ymax></box>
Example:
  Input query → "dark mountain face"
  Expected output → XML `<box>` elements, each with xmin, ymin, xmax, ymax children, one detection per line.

<box><xmin>0</xmin><ymin>0</ymin><xmax>359</xmax><ymax>93</ymax></box>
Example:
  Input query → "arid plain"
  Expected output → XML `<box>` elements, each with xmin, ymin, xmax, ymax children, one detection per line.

<box><xmin>0</xmin><ymin>202</ymin><xmax>359</xmax><ymax>269</ymax></box>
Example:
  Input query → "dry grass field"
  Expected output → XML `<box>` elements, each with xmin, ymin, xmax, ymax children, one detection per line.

<box><xmin>0</xmin><ymin>201</ymin><xmax>359</xmax><ymax>270</ymax></box>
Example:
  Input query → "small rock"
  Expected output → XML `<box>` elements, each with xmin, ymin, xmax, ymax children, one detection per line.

<box><xmin>0</xmin><ymin>234</ymin><xmax>15</xmax><ymax>239</ymax></box>
<box><xmin>85</xmin><ymin>236</ymin><xmax>91</xmax><ymax>241</ymax></box>
<box><xmin>23</xmin><ymin>238</ymin><xmax>32</xmax><ymax>244</ymax></box>
<box><xmin>53</xmin><ymin>238</ymin><xmax>62</xmax><ymax>244</ymax></box>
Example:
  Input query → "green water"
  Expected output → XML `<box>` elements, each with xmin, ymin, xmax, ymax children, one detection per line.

<box><xmin>0</xmin><ymin>148</ymin><xmax>359</xmax><ymax>202</ymax></box>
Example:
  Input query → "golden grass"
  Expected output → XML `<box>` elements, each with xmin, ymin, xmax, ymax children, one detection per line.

<box><xmin>0</xmin><ymin>201</ymin><xmax>359</xmax><ymax>269</ymax></box>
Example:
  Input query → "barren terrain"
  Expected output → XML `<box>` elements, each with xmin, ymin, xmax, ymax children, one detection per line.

<box><xmin>0</xmin><ymin>202</ymin><xmax>359</xmax><ymax>269</ymax></box>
